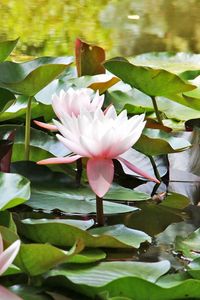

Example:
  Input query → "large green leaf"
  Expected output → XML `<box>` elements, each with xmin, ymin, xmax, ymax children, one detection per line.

<box><xmin>0</xmin><ymin>38</ymin><xmax>19</xmax><ymax>62</ymax></box>
<box><xmin>46</xmin><ymin>260</ymin><xmax>170</xmax><ymax>297</ymax></box>
<box><xmin>18</xmin><ymin>219</ymin><xmax>151</xmax><ymax>248</ymax></box>
<box><xmin>35</xmin><ymin>74</ymin><xmax>119</xmax><ymax>105</ymax></box>
<box><xmin>0</xmin><ymin>125</ymin><xmax>70</xmax><ymax>158</ymax></box>
<box><xmin>104</xmin><ymin>57</ymin><xmax>195</xmax><ymax>98</ymax></box>
<box><xmin>0</xmin><ymin>172</ymin><xmax>30</xmax><ymax>210</ymax></box>
<box><xmin>46</xmin><ymin>264</ymin><xmax>200</xmax><ymax>300</ymax></box>
<box><xmin>28</xmin><ymin>185</ymin><xmax>140</xmax><ymax>215</ymax></box>
<box><xmin>48</xmin><ymin>260</ymin><xmax>170</xmax><ymax>285</ymax></box>
<box><xmin>132</xmin><ymin>52</ymin><xmax>200</xmax><ymax>78</ymax></box>
<box><xmin>15</xmin><ymin>241</ymin><xmax>83</xmax><ymax>276</ymax></box>
<box><xmin>134</xmin><ymin>128</ymin><xmax>191</xmax><ymax>156</ymax></box>
<box><xmin>108</xmin><ymin>90</ymin><xmax>200</xmax><ymax>122</ymax></box>
<box><xmin>0</xmin><ymin>56</ymin><xmax>73</xmax><ymax>96</ymax></box>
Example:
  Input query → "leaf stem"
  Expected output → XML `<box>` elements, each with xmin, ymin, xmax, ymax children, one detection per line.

<box><xmin>151</xmin><ymin>96</ymin><xmax>163</xmax><ymax>125</ymax></box>
<box><xmin>24</xmin><ymin>96</ymin><xmax>32</xmax><ymax>161</ymax></box>
<box><xmin>76</xmin><ymin>158</ymin><xmax>83</xmax><ymax>186</ymax></box>
<box><xmin>96</xmin><ymin>195</ymin><xmax>104</xmax><ymax>226</ymax></box>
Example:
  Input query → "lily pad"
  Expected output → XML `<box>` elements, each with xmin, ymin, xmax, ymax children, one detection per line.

<box><xmin>0</xmin><ymin>172</ymin><xmax>30</xmax><ymax>210</ymax></box>
<box><xmin>134</xmin><ymin>128</ymin><xmax>191</xmax><ymax>156</ymax></box>
<box><xmin>104</xmin><ymin>57</ymin><xmax>195</xmax><ymax>98</ymax></box>
<box><xmin>132</xmin><ymin>52</ymin><xmax>200</xmax><ymax>77</ymax></box>
<box><xmin>18</xmin><ymin>219</ymin><xmax>151</xmax><ymax>249</ymax></box>
<box><xmin>0</xmin><ymin>56</ymin><xmax>73</xmax><ymax>96</ymax></box>
<box><xmin>175</xmin><ymin>228</ymin><xmax>200</xmax><ymax>259</ymax></box>
<box><xmin>15</xmin><ymin>241</ymin><xmax>83</xmax><ymax>276</ymax></box>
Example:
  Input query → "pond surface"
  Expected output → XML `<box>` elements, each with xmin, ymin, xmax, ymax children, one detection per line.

<box><xmin>1</xmin><ymin>0</ymin><xmax>200</xmax><ymax>57</ymax></box>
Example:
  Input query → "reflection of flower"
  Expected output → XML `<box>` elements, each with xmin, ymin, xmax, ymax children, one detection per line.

<box><xmin>38</xmin><ymin>105</ymin><xmax>159</xmax><ymax>197</ymax></box>
<box><xmin>0</xmin><ymin>234</ymin><xmax>22</xmax><ymax>299</ymax></box>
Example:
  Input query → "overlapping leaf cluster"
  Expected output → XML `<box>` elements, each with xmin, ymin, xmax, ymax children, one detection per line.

<box><xmin>0</xmin><ymin>38</ymin><xmax>199</xmax><ymax>299</ymax></box>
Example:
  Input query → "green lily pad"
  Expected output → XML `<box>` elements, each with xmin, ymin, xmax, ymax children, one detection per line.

<box><xmin>0</xmin><ymin>38</ymin><xmax>19</xmax><ymax>62</ymax></box>
<box><xmin>0</xmin><ymin>172</ymin><xmax>30</xmax><ymax>210</ymax></box>
<box><xmin>175</xmin><ymin>228</ymin><xmax>200</xmax><ymax>259</ymax></box>
<box><xmin>134</xmin><ymin>128</ymin><xmax>191</xmax><ymax>156</ymax></box>
<box><xmin>104</xmin><ymin>57</ymin><xmax>195</xmax><ymax>98</ymax></box>
<box><xmin>0</xmin><ymin>125</ymin><xmax>70</xmax><ymax>158</ymax></box>
<box><xmin>187</xmin><ymin>258</ymin><xmax>200</xmax><ymax>279</ymax></box>
<box><xmin>15</xmin><ymin>241</ymin><xmax>84</xmax><ymax>276</ymax></box>
<box><xmin>0</xmin><ymin>56</ymin><xmax>73</xmax><ymax>96</ymax></box>
<box><xmin>46</xmin><ymin>264</ymin><xmax>200</xmax><ymax>300</ymax></box>
<box><xmin>18</xmin><ymin>219</ymin><xmax>151</xmax><ymax>248</ymax></box>
<box><xmin>132</xmin><ymin>52</ymin><xmax>200</xmax><ymax>77</ymax></box>
<box><xmin>28</xmin><ymin>185</ymin><xmax>139</xmax><ymax>215</ymax></box>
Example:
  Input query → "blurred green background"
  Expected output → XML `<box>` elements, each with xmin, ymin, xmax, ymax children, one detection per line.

<box><xmin>1</xmin><ymin>0</ymin><xmax>200</xmax><ymax>58</ymax></box>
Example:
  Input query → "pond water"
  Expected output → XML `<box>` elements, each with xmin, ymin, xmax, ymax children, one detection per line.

<box><xmin>1</xmin><ymin>0</ymin><xmax>200</xmax><ymax>57</ymax></box>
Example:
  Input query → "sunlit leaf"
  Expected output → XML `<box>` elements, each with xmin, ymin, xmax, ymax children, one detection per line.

<box><xmin>18</xmin><ymin>219</ymin><xmax>150</xmax><ymax>249</ymax></box>
<box><xmin>15</xmin><ymin>241</ymin><xmax>83</xmax><ymax>276</ymax></box>
<box><xmin>0</xmin><ymin>172</ymin><xmax>30</xmax><ymax>210</ymax></box>
<box><xmin>0</xmin><ymin>56</ymin><xmax>73</xmax><ymax>96</ymax></box>
<box><xmin>0</xmin><ymin>38</ymin><xmax>19</xmax><ymax>62</ymax></box>
<box><xmin>104</xmin><ymin>57</ymin><xmax>195</xmax><ymax>98</ymax></box>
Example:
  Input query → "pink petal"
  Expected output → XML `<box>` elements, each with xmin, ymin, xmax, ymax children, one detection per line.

<box><xmin>0</xmin><ymin>240</ymin><xmax>20</xmax><ymax>276</ymax></box>
<box><xmin>87</xmin><ymin>158</ymin><xmax>114</xmax><ymax>198</ymax></box>
<box><xmin>34</xmin><ymin>120</ymin><xmax>57</xmax><ymax>131</ymax></box>
<box><xmin>0</xmin><ymin>286</ymin><xmax>22</xmax><ymax>300</ymax></box>
<box><xmin>37</xmin><ymin>155</ymin><xmax>81</xmax><ymax>165</ymax></box>
<box><xmin>117</xmin><ymin>157</ymin><xmax>160</xmax><ymax>184</ymax></box>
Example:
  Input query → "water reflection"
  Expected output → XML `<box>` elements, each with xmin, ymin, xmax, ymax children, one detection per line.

<box><xmin>0</xmin><ymin>0</ymin><xmax>200</xmax><ymax>56</ymax></box>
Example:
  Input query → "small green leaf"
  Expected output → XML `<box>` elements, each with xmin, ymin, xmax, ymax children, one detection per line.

<box><xmin>0</xmin><ymin>38</ymin><xmax>19</xmax><ymax>62</ymax></box>
<box><xmin>134</xmin><ymin>128</ymin><xmax>191</xmax><ymax>156</ymax></box>
<box><xmin>0</xmin><ymin>172</ymin><xmax>30</xmax><ymax>210</ymax></box>
<box><xmin>15</xmin><ymin>241</ymin><xmax>84</xmax><ymax>276</ymax></box>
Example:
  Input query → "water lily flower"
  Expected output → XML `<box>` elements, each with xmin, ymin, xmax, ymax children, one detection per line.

<box><xmin>0</xmin><ymin>234</ymin><xmax>22</xmax><ymax>299</ymax></box>
<box><xmin>38</xmin><ymin>106</ymin><xmax>159</xmax><ymax>197</ymax></box>
<box><xmin>34</xmin><ymin>87</ymin><xmax>104</xmax><ymax>131</ymax></box>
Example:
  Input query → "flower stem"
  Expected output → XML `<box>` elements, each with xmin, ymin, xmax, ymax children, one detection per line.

<box><xmin>148</xmin><ymin>155</ymin><xmax>161</xmax><ymax>182</ymax></box>
<box><xmin>151</xmin><ymin>96</ymin><xmax>163</xmax><ymax>125</ymax></box>
<box><xmin>24</xmin><ymin>96</ymin><xmax>32</xmax><ymax>161</ymax></box>
<box><xmin>96</xmin><ymin>195</ymin><xmax>104</xmax><ymax>226</ymax></box>
<box><xmin>76</xmin><ymin>158</ymin><xmax>83</xmax><ymax>186</ymax></box>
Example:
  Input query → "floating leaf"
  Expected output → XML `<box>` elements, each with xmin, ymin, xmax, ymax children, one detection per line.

<box><xmin>18</xmin><ymin>219</ymin><xmax>150</xmax><ymax>249</ymax></box>
<box><xmin>134</xmin><ymin>128</ymin><xmax>191</xmax><ymax>156</ymax></box>
<box><xmin>28</xmin><ymin>186</ymin><xmax>138</xmax><ymax>215</ymax></box>
<box><xmin>132</xmin><ymin>52</ymin><xmax>200</xmax><ymax>78</ymax></box>
<box><xmin>15</xmin><ymin>241</ymin><xmax>83</xmax><ymax>276</ymax></box>
<box><xmin>175</xmin><ymin>228</ymin><xmax>200</xmax><ymax>259</ymax></box>
<box><xmin>0</xmin><ymin>172</ymin><xmax>30</xmax><ymax>210</ymax></box>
